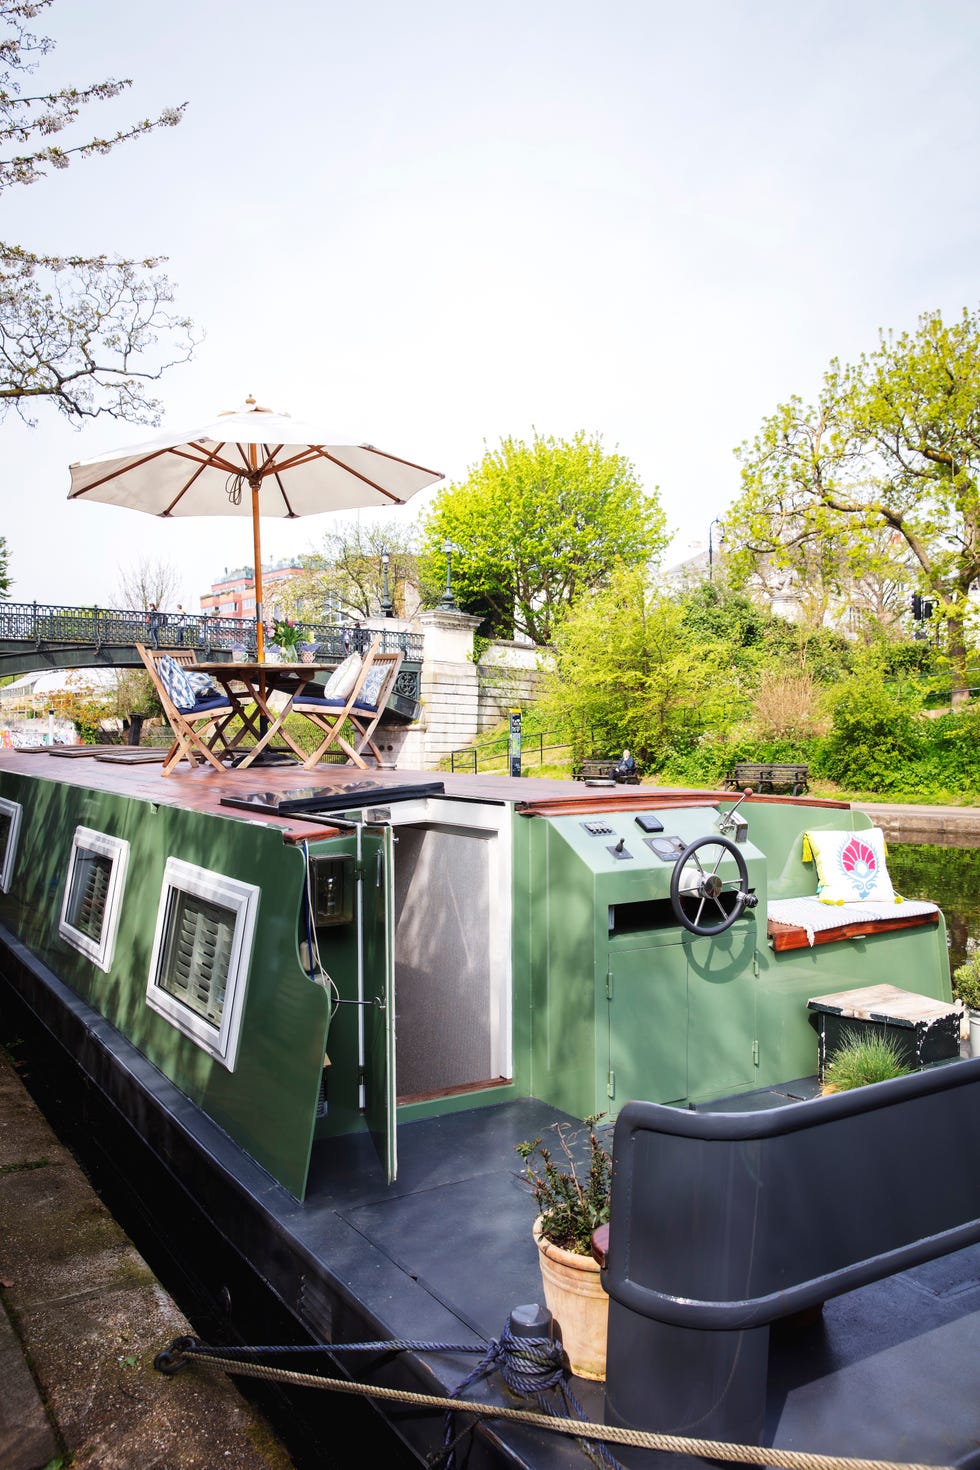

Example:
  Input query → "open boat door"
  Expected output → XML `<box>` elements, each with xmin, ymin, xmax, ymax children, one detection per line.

<box><xmin>359</xmin><ymin>819</ymin><xmax>397</xmax><ymax>1183</ymax></box>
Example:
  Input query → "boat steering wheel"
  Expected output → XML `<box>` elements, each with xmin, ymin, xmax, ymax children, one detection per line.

<box><xmin>669</xmin><ymin>834</ymin><xmax>757</xmax><ymax>936</ymax></box>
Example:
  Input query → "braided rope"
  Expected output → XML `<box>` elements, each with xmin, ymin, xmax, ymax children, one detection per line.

<box><xmin>163</xmin><ymin>1342</ymin><xmax>951</xmax><ymax>1470</ymax></box>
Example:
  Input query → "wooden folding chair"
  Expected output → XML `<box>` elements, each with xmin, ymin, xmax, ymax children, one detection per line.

<box><xmin>292</xmin><ymin>636</ymin><xmax>404</xmax><ymax>770</ymax></box>
<box><xmin>135</xmin><ymin>644</ymin><xmax>259</xmax><ymax>775</ymax></box>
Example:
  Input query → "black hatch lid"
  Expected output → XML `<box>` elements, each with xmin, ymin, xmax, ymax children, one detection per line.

<box><xmin>220</xmin><ymin>779</ymin><xmax>445</xmax><ymax>817</ymax></box>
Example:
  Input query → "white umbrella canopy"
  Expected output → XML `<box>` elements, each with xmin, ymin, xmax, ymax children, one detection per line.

<box><xmin>67</xmin><ymin>396</ymin><xmax>444</xmax><ymax>659</ymax></box>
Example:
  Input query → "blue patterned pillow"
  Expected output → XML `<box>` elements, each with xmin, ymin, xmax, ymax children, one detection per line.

<box><xmin>185</xmin><ymin>670</ymin><xmax>219</xmax><ymax>699</ymax></box>
<box><xmin>359</xmin><ymin>664</ymin><xmax>387</xmax><ymax>707</ymax></box>
<box><xmin>157</xmin><ymin>657</ymin><xmax>199</xmax><ymax>710</ymax></box>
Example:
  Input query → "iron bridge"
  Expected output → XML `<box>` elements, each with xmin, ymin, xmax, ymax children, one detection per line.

<box><xmin>0</xmin><ymin>603</ymin><xmax>423</xmax><ymax>718</ymax></box>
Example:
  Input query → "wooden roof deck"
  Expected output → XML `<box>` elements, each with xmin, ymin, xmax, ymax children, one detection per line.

<box><xmin>0</xmin><ymin>749</ymin><xmax>850</xmax><ymax>842</ymax></box>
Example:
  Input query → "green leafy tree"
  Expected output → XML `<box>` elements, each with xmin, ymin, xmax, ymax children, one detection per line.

<box><xmin>538</xmin><ymin>567</ymin><xmax>738</xmax><ymax>770</ymax></box>
<box><xmin>419</xmin><ymin>431</ymin><xmax>668</xmax><ymax>645</ymax></box>
<box><xmin>0</xmin><ymin>0</ymin><xmax>194</xmax><ymax>423</ymax></box>
<box><xmin>0</xmin><ymin>534</ymin><xmax>10</xmax><ymax>598</ymax></box>
<box><xmin>730</xmin><ymin>308</ymin><xmax>980</xmax><ymax>702</ymax></box>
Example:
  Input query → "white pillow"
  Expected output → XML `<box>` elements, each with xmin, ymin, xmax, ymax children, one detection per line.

<box><xmin>804</xmin><ymin>827</ymin><xmax>896</xmax><ymax>904</ymax></box>
<box><xmin>322</xmin><ymin>653</ymin><xmax>361</xmax><ymax>699</ymax></box>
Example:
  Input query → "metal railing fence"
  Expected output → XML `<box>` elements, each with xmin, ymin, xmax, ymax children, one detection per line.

<box><xmin>0</xmin><ymin>602</ymin><xmax>423</xmax><ymax>663</ymax></box>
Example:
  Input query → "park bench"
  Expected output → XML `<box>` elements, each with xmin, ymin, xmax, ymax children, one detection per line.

<box><xmin>723</xmin><ymin>760</ymin><xmax>808</xmax><ymax>795</ymax></box>
<box><xmin>574</xmin><ymin>757</ymin><xmax>640</xmax><ymax>784</ymax></box>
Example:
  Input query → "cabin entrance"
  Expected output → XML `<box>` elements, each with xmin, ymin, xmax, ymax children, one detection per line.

<box><xmin>315</xmin><ymin>797</ymin><xmax>512</xmax><ymax>1184</ymax></box>
<box><xmin>392</xmin><ymin>821</ymin><xmax>504</xmax><ymax>1100</ymax></box>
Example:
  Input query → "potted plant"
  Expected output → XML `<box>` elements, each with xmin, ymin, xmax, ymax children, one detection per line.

<box><xmin>515</xmin><ymin>1115</ymin><xmax>612</xmax><ymax>1380</ymax></box>
<box><xmin>953</xmin><ymin>952</ymin><xmax>980</xmax><ymax>1057</ymax></box>
<box><xmin>268</xmin><ymin>617</ymin><xmax>301</xmax><ymax>662</ymax></box>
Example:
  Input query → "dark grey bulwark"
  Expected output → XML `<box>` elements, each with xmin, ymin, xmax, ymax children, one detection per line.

<box><xmin>603</xmin><ymin>1061</ymin><xmax>980</xmax><ymax>1458</ymax></box>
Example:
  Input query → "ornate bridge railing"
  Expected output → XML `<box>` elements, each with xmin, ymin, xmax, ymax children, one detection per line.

<box><xmin>0</xmin><ymin>602</ymin><xmax>423</xmax><ymax>713</ymax></box>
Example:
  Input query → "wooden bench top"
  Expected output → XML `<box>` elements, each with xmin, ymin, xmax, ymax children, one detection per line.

<box><xmin>767</xmin><ymin>898</ymin><xmax>940</xmax><ymax>952</ymax></box>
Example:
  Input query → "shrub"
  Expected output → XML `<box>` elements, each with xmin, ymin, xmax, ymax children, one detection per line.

<box><xmin>817</xmin><ymin>662</ymin><xmax>924</xmax><ymax>792</ymax></box>
<box><xmin>953</xmin><ymin>952</ymin><xmax>980</xmax><ymax>1012</ymax></box>
<box><xmin>515</xmin><ymin>1116</ymin><xmax>612</xmax><ymax>1255</ymax></box>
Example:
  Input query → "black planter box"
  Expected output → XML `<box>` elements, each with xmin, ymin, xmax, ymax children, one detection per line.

<box><xmin>808</xmin><ymin>983</ymin><xmax>961</xmax><ymax>1081</ymax></box>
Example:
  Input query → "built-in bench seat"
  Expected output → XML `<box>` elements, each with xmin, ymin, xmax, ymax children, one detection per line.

<box><xmin>767</xmin><ymin>895</ymin><xmax>940</xmax><ymax>952</ymax></box>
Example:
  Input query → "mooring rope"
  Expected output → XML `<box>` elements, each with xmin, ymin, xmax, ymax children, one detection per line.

<box><xmin>154</xmin><ymin>1331</ymin><xmax>951</xmax><ymax>1470</ymax></box>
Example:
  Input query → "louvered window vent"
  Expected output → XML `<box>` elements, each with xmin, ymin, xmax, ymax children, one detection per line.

<box><xmin>146</xmin><ymin>858</ymin><xmax>258</xmax><ymax>1071</ymax></box>
<box><xmin>59</xmin><ymin>827</ymin><xmax>129</xmax><ymax>972</ymax></box>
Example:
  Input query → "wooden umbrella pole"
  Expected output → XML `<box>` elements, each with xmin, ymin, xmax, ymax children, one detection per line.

<box><xmin>249</xmin><ymin>456</ymin><xmax>265</xmax><ymax>665</ymax></box>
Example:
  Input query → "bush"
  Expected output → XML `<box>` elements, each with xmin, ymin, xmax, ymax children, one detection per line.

<box><xmin>953</xmin><ymin>952</ymin><xmax>980</xmax><ymax>1012</ymax></box>
<box><xmin>823</xmin><ymin>1030</ymin><xmax>912</xmax><ymax>1092</ymax></box>
<box><xmin>817</xmin><ymin>662</ymin><xmax>924</xmax><ymax>792</ymax></box>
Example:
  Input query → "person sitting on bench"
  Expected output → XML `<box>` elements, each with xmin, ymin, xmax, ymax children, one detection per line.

<box><xmin>613</xmin><ymin>748</ymin><xmax>636</xmax><ymax>782</ymax></box>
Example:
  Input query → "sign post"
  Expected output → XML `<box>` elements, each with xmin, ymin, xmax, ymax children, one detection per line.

<box><xmin>509</xmin><ymin>708</ymin><xmax>522</xmax><ymax>778</ymax></box>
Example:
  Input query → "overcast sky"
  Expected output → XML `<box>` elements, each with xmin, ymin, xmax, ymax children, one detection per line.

<box><xmin>6</xmin><ymin>0</ymin><xmax>980</xmax><ymax>610</ymax></box>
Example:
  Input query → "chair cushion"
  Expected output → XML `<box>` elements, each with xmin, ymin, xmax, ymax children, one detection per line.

<box><xmin>182</xmin><ymin>694</ymin><xmax>231</xmax><ymax>715</ymax></box>
<box><xmin>294</xmin><ymin>695</ymin><xmax>377</xmax><ymax>714</ymax></box>
<box><xmin>322</xmin><ymin>653</ymin><xmax>362</xmax><ymax>698</ymax></box>
<box><xmin>803</xmin><ymin>828</ymin><xmax>897</xmax><ymax>904</ymax></box>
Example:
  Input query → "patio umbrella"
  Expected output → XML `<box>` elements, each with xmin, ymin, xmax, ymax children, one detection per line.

<box><xmin>67</xmin><ymin>396</ymin><xmax>444</xmax><ymax>660</ymax></box>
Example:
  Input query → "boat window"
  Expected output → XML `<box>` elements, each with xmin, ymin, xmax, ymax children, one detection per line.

<box><xmin>0</xmin><ymin>797</ymin><xmax>22</xmax><ymax>893</ymax></box>
<box><xmin>145</xmin><ymin>858</ymin><xmax>258</xmax><ymax>1071</ymax></box>
<box><xmin>58</xmin><ymin>826</ymin><xmax>130</xmax><ymax>972</ymax></box>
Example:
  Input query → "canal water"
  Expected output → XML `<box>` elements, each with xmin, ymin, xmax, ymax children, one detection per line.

<box><xmin>886</xmin><ymin>842</ymin><xmax>980</xmax><ymax>978</ymax></box>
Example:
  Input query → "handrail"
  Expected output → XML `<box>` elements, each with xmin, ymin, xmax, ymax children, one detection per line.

<box><xmin>449</xmin><ymin>730</ymin><xmax>577</xmax><ymax>773</ymax></box>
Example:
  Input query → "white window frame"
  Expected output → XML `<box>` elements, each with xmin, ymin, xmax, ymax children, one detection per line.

<box><xmin>58</xmin><ymin>826</ymin><xmax>130</xmax><ymax>973</ymax></box>
<box><xmin>0</xmin><ymin>797</ymin><xmax>22</xmax><ymax>893</ymax></box>
<box><xmin>145</xmin><ymin>857</ymin><xmax>258</xmax><ymax>1071</ymax></box>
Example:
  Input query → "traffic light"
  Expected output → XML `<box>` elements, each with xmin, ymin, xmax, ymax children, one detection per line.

<box><xmin>911</xmin><ymin>593</ymin><xmax>923</xmax><ymax>620</ymax></box>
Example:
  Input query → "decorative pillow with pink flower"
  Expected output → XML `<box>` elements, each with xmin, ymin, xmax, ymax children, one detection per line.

<box><xmin>802</xmin><ymin>827</ymin><xmax>897</xmax><ymax>904</ymax></box>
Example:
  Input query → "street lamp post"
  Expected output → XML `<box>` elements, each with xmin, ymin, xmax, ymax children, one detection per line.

<box><xmin>439</xmin><ymin>540</ymin><xmax>461</xmax><ymax>610</ymax></box>
<box><xmin>708</xmin><ymin>518</ymin><xmax>724</xmax><ymax>580</ymax></box>
<box><xmin>379</xmin><ymin>550</ymin><xmax>394</xmax><ymax>617</ymax></box>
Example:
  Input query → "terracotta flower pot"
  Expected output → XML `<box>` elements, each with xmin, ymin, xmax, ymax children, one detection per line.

<box><xmin>532</xmin><ymin>1216</ymin><xmax>608</xmax><ymax>1380</ymax></box>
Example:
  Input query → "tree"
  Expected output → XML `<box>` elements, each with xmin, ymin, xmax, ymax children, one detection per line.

<box><xmin>296</xmin><ymin>518</ymin><xmax>420</xmax><ymax>621</ymax></box>
<box><xmin>0</xmin><ymin>0</ymin><xmax>195</xmax><ymax>423</ymax></box>
<box><xmin>113</xmin><ymin>557</ymin><xmax>179</xmax><ymax>611</ymax></box>
<box><xmin>538</xmin><ymin>567</ymin><xmax>739</xmax><ymax>770</ymax></box>
<box><xmin>418</xmin><ymin>431</ymin><xmax>668</xmax><ymax>645</ymax></box>
<box><xmin>730</xmin><ymin>307</ymin><xmax>980</xmax><ymax>702</ymax></box>
<box><xmin>0</xmin><ymin>534</ymin><xmax>10</xmax><ymax>599</ymax></box>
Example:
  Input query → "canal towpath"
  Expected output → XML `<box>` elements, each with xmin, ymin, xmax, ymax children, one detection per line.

<box><xmin>0</xmin><ymin>1045</ymin><xmax>296</xmax><ymax>1470</ymax></box>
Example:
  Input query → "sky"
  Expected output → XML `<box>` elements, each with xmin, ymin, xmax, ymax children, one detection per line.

<box><xmin>5</xmin><ymin>0</ymin><xmax>980</xmax><ymax>611</ymax></box>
